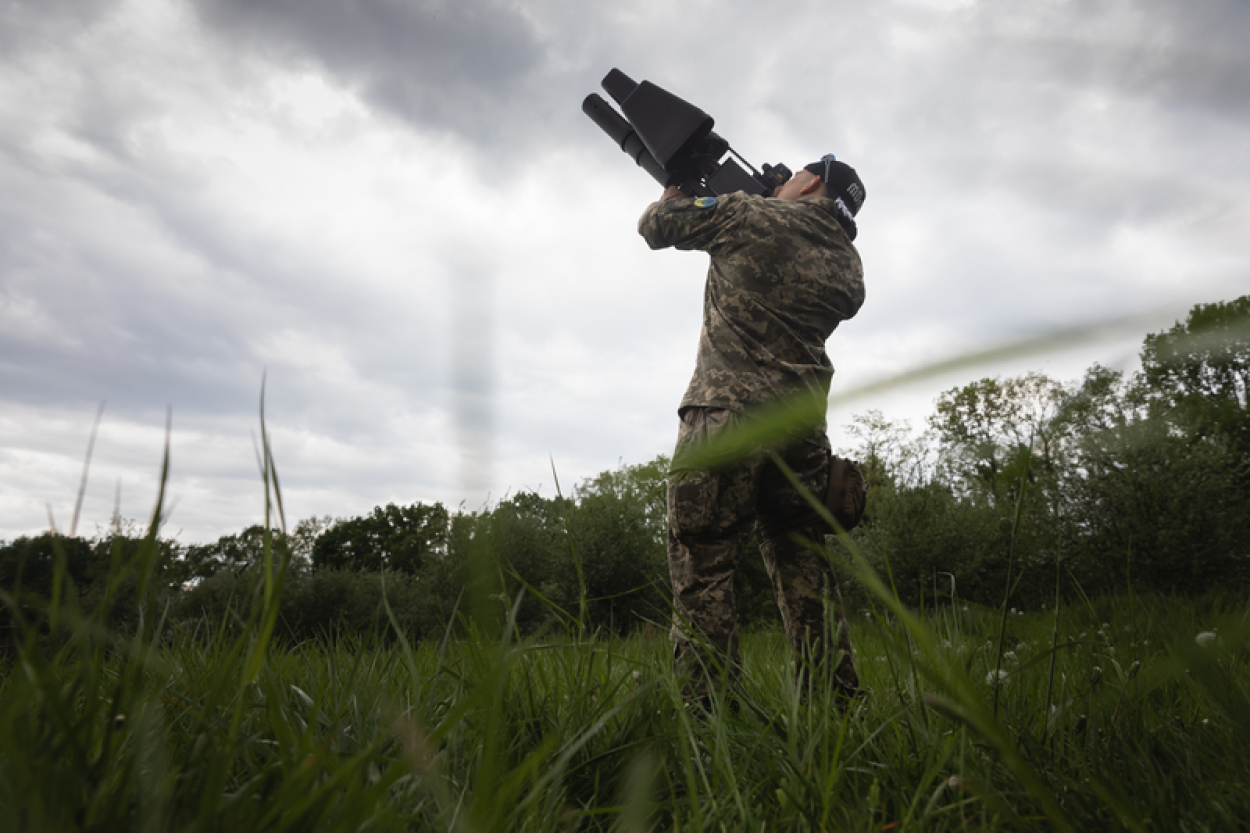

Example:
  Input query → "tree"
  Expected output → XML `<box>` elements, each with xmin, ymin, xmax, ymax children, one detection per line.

<box><xmin>929</xmin><ymin>373</ymin><xmax>1068</xmax><ymax>503</ymax></box>
<box><xmin>463</xmin><ymin>490</ymin><xmax>575</xmax><ymax>631</ymax></box>
<box><xmin>569</xmin><ymin>457</ymin><xmax>670</xmax><ymax>632</ymax></box>
<box><xmin>289</xmin><ymin>515</ymin><xmax>334</xmax><ymax>574</ymax></box>
<box><xmin>1052</xmin><ymin>305</ymin><xmax>1250</xmax><ymax>595</ymax></box>
<box><xmin>1138</xmin><ymin>295</ymin><xmax>1250</xmax><ymax>475</ymax></box>
<box><xmin>1</xmin><ymin>535</ymin><xmax>96</xmax><ymax>640</ymax></box>
<box><xmin>311</xmin><ymin>503</ymin><xmax>449</xmax><ymax>574</ymax></box>
<box><xmin>179</xmin><ymin>525</ymin><xmax>288</xmax><ymax>583</ymax></box>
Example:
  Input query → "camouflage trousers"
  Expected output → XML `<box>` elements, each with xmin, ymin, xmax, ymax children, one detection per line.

<box><xmin>667</xmin><ymin>406</ymin><xmax>859</xmax><ymax>701</ymax></box>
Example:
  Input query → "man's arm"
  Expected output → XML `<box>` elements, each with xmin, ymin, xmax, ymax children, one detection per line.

<box><xmin>637</xmin><ymin>185</ymin><xmax>686</xmax><ymax>234</ymax></box>
<box><xmin>637</xmin><ymin>188</ymin><xmax>742</xmax><ymax>252</ymax></box>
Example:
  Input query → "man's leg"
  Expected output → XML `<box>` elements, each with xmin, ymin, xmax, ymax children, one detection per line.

<box><xmin>758</xmin><ymin>524</ymin><xmax>859</xmax><ymax>697</ymax></box>
<box><xmin>756</xmin><ymin>436</ymin><xmax>860</xmax><ymax>699</ymax></box>
<box><xmin>667</xmin><ymin>408</ymin><xmax>755</xmax><ymax>701</ymax></box>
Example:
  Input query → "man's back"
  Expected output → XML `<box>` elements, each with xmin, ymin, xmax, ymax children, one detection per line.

<box><xmin>638</xmin><ymin>192</ymin><xmax>865</xmax><ymax>412</ymax></box>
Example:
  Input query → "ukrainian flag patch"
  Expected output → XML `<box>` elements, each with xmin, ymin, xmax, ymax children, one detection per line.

<box><xmin>694</xmin><ymin>196</ymin><xmax>717</xmax><ymax>208</ymax></box>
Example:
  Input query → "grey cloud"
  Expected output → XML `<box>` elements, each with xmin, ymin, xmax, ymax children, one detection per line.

<box><xmin>189</xmin><ymin>0</ymin><xmax>572</xmax><ymax>151</ymax></box>
<box><xmin>0</xmin><ymin>156</ymin><xmax>448</xmax><ymax>435</ymax></box>
<box><xmin>0</xmin><ymin>0</ymin><xmax>121</xmax><ymax>57</ymax></box>
<box><xmin>5</xmin><ymin>0</ymin><xmax>1250</xmax><ymax>543</ymax></box>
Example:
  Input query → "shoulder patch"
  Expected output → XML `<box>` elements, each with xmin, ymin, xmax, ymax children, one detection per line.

<box><xmin>694</xmin><ymin>196</ymin><xmax>718</xmax><ymax>208</ymax></box>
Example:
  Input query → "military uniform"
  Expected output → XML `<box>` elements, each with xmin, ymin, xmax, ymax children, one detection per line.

<box><xmin>638</xmin><ymin>190</ymin><xmax>865</xmax><ymax>699</ymax></box>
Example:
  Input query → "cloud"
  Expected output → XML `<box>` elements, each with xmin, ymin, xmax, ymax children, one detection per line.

<box><xmin>2</xmin><ymin>0</ymin><xmax>1248</xmax><ymax>542</ymax></box>
<box><xmin>189</xmin><ymin>0</ymin><xmax>559</xmax><ymax>151</ymax></box>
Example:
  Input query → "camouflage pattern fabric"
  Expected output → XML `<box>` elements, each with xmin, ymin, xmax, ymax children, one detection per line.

<box><xmin>667</xmin><ymin>407</ymin><xmax>860</xmax><ymax>701</ymax></box>
<box><xmin>642</xmin><ymin>189</ymin><xmax>865</xmax><ymax>703</ymax></box>
<box><xmin>638</xmin><ymin>192</ymin><xmax>865</xmax><ymax>412</ymax></box>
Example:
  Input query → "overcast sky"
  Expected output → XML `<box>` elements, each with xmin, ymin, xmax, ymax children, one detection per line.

<box><xmin>2</xmin><ymin>0</ymin><xmax>1247</xmax><ymax>544</ymax></box>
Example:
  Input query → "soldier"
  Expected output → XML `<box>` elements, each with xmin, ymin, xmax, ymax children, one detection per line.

<box><xmin>637</xmin><ymin>155</ymin><xmax>867</xmax><ymax>707</ymax></box>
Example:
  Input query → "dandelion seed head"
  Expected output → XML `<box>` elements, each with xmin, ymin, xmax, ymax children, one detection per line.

<box><xmin>986</xmin><ymin>669</ymin><xmax>1009</xmax><ymax>686</ymax></box>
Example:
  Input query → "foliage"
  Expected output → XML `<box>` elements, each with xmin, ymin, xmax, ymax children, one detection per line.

<box><xmin>6</xmin><ymin>295</ymin><xmax>1249</xmax><ymax>640</ymax></box>
<box><xmin>0</xmin><ymin>529</ymin><xmax>183</xmax><ymax>636</ymax></box>
<box><xmin>1139</xmin><ymin>295</ymin><xmax>1250</xmax><ymax>462</ymax></box>
<box><xmin>831</xmin><ymin>298</ymin><xmax>1250</xmax><ymax>610</ymax></box>
<box><xmin>569</xmin><ymin>457</ymin><xmax>670</xmax><ymax>632</ymax></box>
<box><xmin>312</xmin><ymin>503</ymin><xmax>449</xmax><ymax>574</ymax></box>
<box><xmin>7</xmin><ymin>498</ymin><xmax>1250</xmax><ymax>829</ymax></box>
<box><xmin>177</xmin><ymin>568</ymin><xmax>430</xmax><ymax>642</ymax></box>
<box><xmin>178</xmin><ymin>524</ymin><xmax>292</xmax><ymax>584</ymax></box>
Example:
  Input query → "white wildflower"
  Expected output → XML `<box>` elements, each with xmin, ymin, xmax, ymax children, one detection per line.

<box><xmin>986</xmin><ymin>669</ymin><xmax>1010</xmax><ymax>686</ymax></box>
<box><xmin>1196</xmin><ymin>632</ymin><xmax>1218</xmax><ymax>647</ymax></box>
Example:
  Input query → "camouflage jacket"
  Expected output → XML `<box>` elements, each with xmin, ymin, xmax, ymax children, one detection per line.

<box><xmin>638</xmin><ymin>192</ymin><xmax>865</xmax><ymax>414</ymax></box>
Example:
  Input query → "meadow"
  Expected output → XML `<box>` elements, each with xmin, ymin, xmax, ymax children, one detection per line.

<box><xmin>3</xmin><ymin>503</ymin><xmax>1248</xmax><ymax>832</ymax></box>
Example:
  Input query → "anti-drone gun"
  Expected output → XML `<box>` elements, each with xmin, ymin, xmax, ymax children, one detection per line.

<box><xmin>582</xmin><ymin>69</ymin><xmax>792</xmax><ymax>198</ymax></box>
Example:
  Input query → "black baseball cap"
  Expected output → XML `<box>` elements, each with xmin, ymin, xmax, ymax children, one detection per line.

<box><xmin>804</xmin><ymin>154</ymin><xmax>866</xmax><ymax>238</ymax></box>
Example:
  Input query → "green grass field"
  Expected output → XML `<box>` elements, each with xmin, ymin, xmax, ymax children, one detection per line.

<box><xmin>5</xmin><ymin>380</ymin><xmax>1250</xmax><ymax>832</ymax></box>
<box><xmin>4</xmin><ymin>541</ymin><xmax>1249</xmax><ymax>833</ymax></box>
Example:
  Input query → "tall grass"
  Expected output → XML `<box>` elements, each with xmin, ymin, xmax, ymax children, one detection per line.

<box><xmin>6</xmin><ymin>457</ymin><xmax>1250</xmax><ymax>830</ymax></box>
<box><xmin>6</xmin><ymin>321</ymin><xmax>1250</xmax><ymax>829</ymax></box>
<box><xmin>8</xmin><ymin>575</ymin><xmax>1250</xmax><ymax>830</ymax></box>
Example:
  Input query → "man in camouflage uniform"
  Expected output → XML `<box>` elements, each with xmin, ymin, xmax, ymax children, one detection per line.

<box><xmin>637</xmin><ymin>155</ymin><xmax>866</xmax><ymax>704</ymax></box>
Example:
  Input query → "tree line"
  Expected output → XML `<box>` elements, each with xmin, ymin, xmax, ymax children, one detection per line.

<box><xmin>3</xmin><ymin>296</ymin><xmax>1247</xmax><ymax>641</ymax></box>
